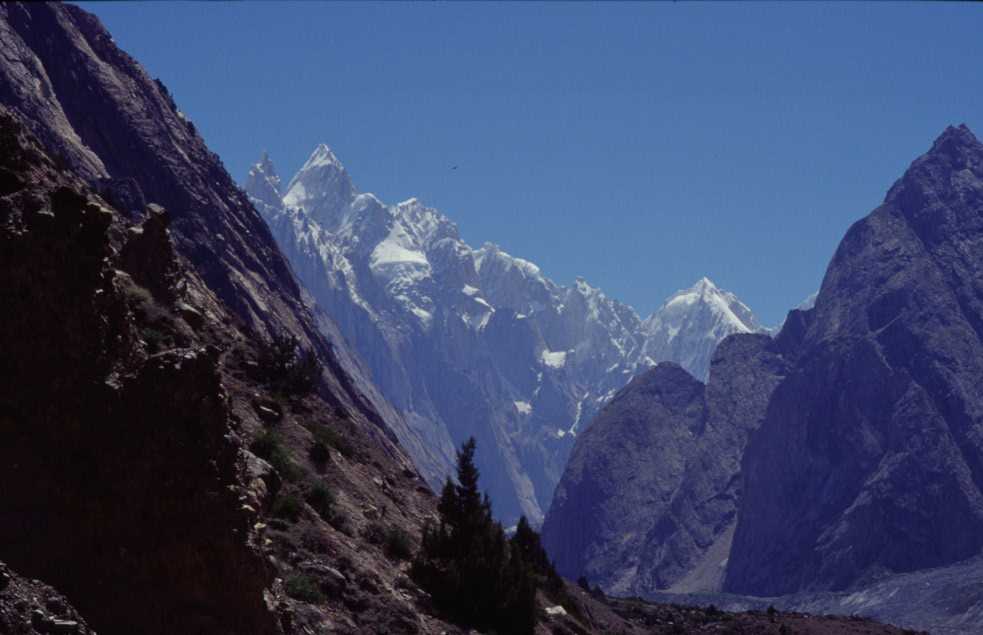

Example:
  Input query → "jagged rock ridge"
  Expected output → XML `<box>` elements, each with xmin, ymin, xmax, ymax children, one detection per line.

<box><xmin>541</xmin><ymin>332</ymin><xmax>791</xmax><ymax>596</ymax></box>
<box><xmin>726</xmin><ymin>124</ymin><xmax>983</xmax><ymax>595</ymax></box>
<box><xmin>542</xmin><ymin>124</ymin><xmax>983</xmax><ymax>626</ymax></box>
<box><xmin>245</xmin><ymin>146</ymin><xmax>765</xmax><ymax>524</ymax></box>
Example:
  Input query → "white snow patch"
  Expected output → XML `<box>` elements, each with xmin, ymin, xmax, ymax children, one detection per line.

<box><xmin>411</xmin><ymin>306</ymin><xmax>433</xmax><ymax>328</ymax></box>
<box><xmin>370</xmin><ymin>223</ymin><xmax>429</xmax><ymax>270</ymax></box>
<box><xmin>477</xmin><ymin>311</ymin><xmax>493</xmax><ymax>330</ymax></box>
<box><xmin>541</xmin><ymin>349</ymin><xmax>567</xmax><ymax>369</ymax></box>
<box><xmin>462</xmin><ymin>284</ymin><xmax>480</xmax><ymax>296</ymax></box>
<box><xmin>568</xmin><ymin>395</ymin><xmax>586</xmax><ymax>435</ymax></box>
<box><xmin>514</xmin><ymin>401</ymin><xmax>532</xmax><ymax>415</ymax></box>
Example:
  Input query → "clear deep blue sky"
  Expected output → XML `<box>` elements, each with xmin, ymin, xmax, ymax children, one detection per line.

<box><xmin>78</xmin><ymin>1</ymin><xmax>982</xmax><ymax>326</ymax></box>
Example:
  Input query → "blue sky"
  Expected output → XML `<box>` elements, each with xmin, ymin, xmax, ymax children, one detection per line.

<box><xmin>78</xmin><ymin>2</ymin><xmax>982</xmax><ymax>326</ymax></box>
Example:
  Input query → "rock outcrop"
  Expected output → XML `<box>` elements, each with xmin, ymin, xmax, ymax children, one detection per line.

<box><xmin>0</xmin><ymin>561</ymin><xmax>94</xmax><ymax>635</ymax></box>
<box><xmin>0</xmin><ymin>106</ymin><xmax>277</xmax><ymax>634</ymax></box>
<box><xmin>725</xmin><ymin>124</ymin><xmax>983</xmax><ymax>595</ymax></box>
<box><xmin>542</xmin><ymin>333</ymin><xmax>789</xmax><ymax>596</ymax></box>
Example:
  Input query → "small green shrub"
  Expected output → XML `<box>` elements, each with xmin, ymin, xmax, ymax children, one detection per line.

<box><xmin>308</xmin><ymin>440</ymin><xmax>331</xmax><ymax>467</ymax></box>
<box><xmin>256</xmin><ymin>334</ymin><xmax>320</xmax><ymax>396</ymax></box>
<box><xmin>362</xmin><ymin>522</ymin><xmax>412</xmax><ymax>559</ymax></box>
<box><xmin>311</xmin><ymin>424</ymin><xmax>355</xmax><ymax>459</ymax></box>
<box><xmin>363</xmin><ymin>521</ymin><xmax>386</xmax><ymax>545</ymax></box>
<box><xmin>140</xmin><ymin>326</ymin><xmax>172</xmax><ymax>353</ymax></box>
<box><xmin>249</xmin><ymin>429</ymin><xmax>278</xmax><ymax>460</ymax></box>
<box><xmin>306</xmin><ymin>482</ymin><xmax>335</xmax><ymax>521</ymax></box>
<box><xmin>284</xmin><ymin>573</ymin><xmax>324</xmax><ymax>603</ymax></box>
<box><xmin>329</xmin><ymin>511</ymin><xmax>353</xmax><ymax>536</ymax></box>
<box><xmin>384</xmin><ymin>526</ymin><xmax>413</xmax><ymax>561</ymax></box>
<box><xmin>271</xmin><ymin>492</ymin><xmax>303</xmax><ymax>522</ymax></box>
<box><xmin>250</xmin><ymin>430</ymin><xmax>300</xmax><ymax>482</ymax></box>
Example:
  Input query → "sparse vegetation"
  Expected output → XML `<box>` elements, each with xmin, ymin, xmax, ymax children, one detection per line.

<box><xmin>383</xmin><ymin>526</ymin><xmax>413</xmax><ymax>561</ymax></box>
<box><xmin>256</xmin><ymin>333</ymin><xmax>320</xmax><ymax>396</ymax></box>
<box><xmin>271</xmin><ymin>492</ymin><xmax>303</xmax><ymax>522</ymax></box>
<box><xmin>363</xmin><ymin>521</ymin><xmax>386</xmax><ymax>545</ymax></box>
<box><xmin>305</xmin><ymin>482</ymin><xmax>335</xmax><ymax>521</ymax></box>
<box><xmin>250</xmin><ymin>429</ymin><xmax>301</xmax><ymax>482</ymax></box>
<box><xmin>311</xmin><ymin>423</ymin><xmax>355</xmax><ymax>459</ymax></box>
<box><xmin>284</xmin><ymin>573</ymin><xmax>323</xmax><ymax>603</ymax></box>
<box><xmin>308</xmin><ymin>440</ymin><xmax>331</xmax><ymax>467</ymax></box>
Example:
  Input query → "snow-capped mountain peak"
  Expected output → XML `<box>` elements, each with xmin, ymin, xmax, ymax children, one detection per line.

<box><xmin>659</xmin><ymin>277</ymin><xmax>758</xmax><ymax>331</ymax></box>
<box><xmin>244</xmin><ymin>147</ymin><xmax>766</xmax><ymax>523</ymax></box>
<box><xmin>640</xmin><ymin>277</ymin><xmax>764</xmax><ymax>380</ymax></box>
<box><xmin>304</xmin><ymin>143</ymin><xmax>344</xmax><ymax>170</ymax></box>
<box><xmin>244</xmin><ymin>152</ymin><xmax>283</xmax><ymax>210</ymax></box>
<box><xmin>282</xmin><ymin>143</ymin><xmax>355</xmax><ymax>227</ymax></box>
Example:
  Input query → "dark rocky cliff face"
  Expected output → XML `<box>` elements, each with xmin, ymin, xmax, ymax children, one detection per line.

<box><xmin>0</xmin><ymin>107</ymin><xmax>277</xmax><ymax>633</ymax></box>
<box><xmin>542</xmin><ymin>333</ymin><xmax>788</xmax><ymax>596</ymax></box>
<box><xmin>0</xmin><ymin>2</ymin><xmax>389</xmax><ymax>430</ymax></box>
<box><xmin>725</xmin><ymin>124</ymin><xmax>983</xmax><ymax>595</ymax></box>
<box><xmin>0</xmin><ymin>3</ymin><xmax>437</xmax><ymax>633</ymax></box>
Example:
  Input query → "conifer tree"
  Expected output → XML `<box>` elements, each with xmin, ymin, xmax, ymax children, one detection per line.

<box><xmin>411</xmin><ymin>437</ymin><xmax>539</xmax><ymax>634</ymax></box>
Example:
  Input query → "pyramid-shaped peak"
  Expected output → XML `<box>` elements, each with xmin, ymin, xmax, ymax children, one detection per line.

<box><xmin>302</xmin><ymin>143</ymin><xmax>345</xmax><ymax>171</ymax></box>
<box><xmin>933</xmin><ymin>123</ymin><xmax>977</xmax><ymax>146</ymax></box>
<box><xmin>691</xmin><ymin>276</ymin><xmax>719</xmax><ymax>293</ymax></box>
<box><xmin>928</xmin><ymin>123</ymin><xmax>981</xmax><ymax>160</ymax></box>
<box><xmin>659</xmin><ymin>277</ymin><xmax>724</xmax><ymax>309</ymax></box>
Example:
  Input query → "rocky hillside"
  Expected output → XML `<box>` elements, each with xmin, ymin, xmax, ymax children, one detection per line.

<box><xmin>245</xmin><ymin>145</ymin><xmax>764</xmax><ymax>525</ymax></box>
<box><xmin>0</xmin><ymin>2</ymin><xmax>399</xmax><ymax>436</ymax></box>
<box><xmin>542</xmin><ymin>332</ymin><xmax>790</xmax><ymax>597</ymax></box>
<box><xmin>726</xmin><ymin>124</ymin><xmax>983</xmax><ymax>596</ymax></box>
<box><xmin>0</xmin><ymin>561</ymin><xmax>94</xmax><ymax>635</ymax></box>
<box><xmin>0</xmin><ymin>4</ymin><xmax>440</xmax><ymax>633</ymax></box>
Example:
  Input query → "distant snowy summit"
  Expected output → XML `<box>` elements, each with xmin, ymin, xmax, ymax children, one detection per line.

<box><xmin>641</xmin><ymin>277</ymin><xmax>764</xmax><ymax>380</ymax></box>
<box><xmin>245</xmin><ymin>143</ymin><xmax>768</xmax><ymax>523</ymax></box>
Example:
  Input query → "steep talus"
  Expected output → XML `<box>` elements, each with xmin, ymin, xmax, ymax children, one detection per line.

<box><xmin>542</xmin><ymin>332</ymin><xmax>788</xmax><ymax>596</ymax></box>
<box><xmin>726</xmin><ymin>124</ymin><xmax>983</xmax><ymax>595</ymax></box>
